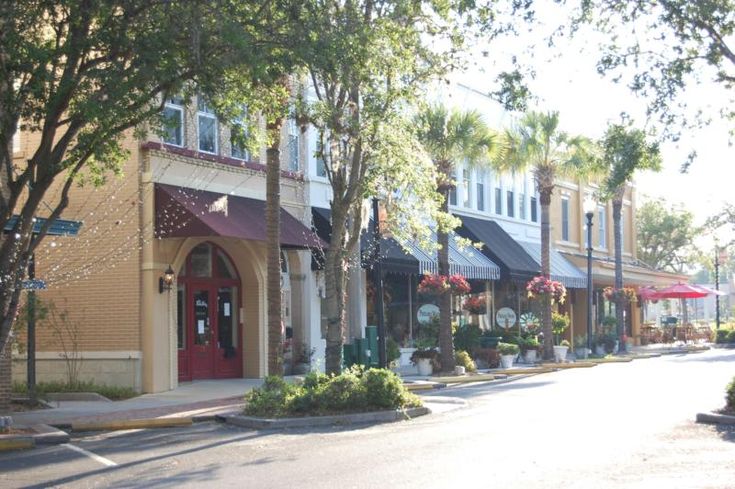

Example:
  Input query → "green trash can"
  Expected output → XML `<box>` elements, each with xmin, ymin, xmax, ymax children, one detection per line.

<box><xmin>365</xmin><ymin>326</ymin><xmax>379</xmax><ymax>367</ymax></box>
<box><xmin>355</xmin><ymin>338</ymin><xmax>367</xmax><ymax>366</ymax></box>
<box><xmin>343</xmin><ymin>343</ymin><xmax>356</xmax><ymax>367</ymax></box>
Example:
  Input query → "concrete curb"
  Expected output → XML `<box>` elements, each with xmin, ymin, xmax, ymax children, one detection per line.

<box><xmin>404</xmin><ymin>382</ymin><xmax>447</xmax><ymax>391</ymax></box>
<box><xmin>71</xmin><ymin>417</ymin><xmax>193</xmax><ymax>432</ymax></box>
<box><xmin>491</xmin><ymin>367</ymin><xmax>556</xmax><ymax>375</ymax></box>
<box><xmin>538</xmin><ymin>362</ymin><xmax>597</xmax><ymax>369</ymax></box>
<box><xmin>578</xmin><ymin>357</ymin><xmax>633</xmax><ymax>364</ymax></box>
<box><xmin>430</xmin><ymin>374</ymin><xmax>497</xmax><ymax>384</ymax></box>
<box><xmin>44</xmin><ymin>392</ymin><xmax>112</xmax><ymax>402</ymax></box>
<box><xmin>696</xmin><ymin>412</ymin><xmax>735</xmax><ymax>425</ymax></box>
<box><xmin>0</xmin><ymin>437</ymin><xmax>34</xmax><ymax>452</ymax></box>
<box><xmin>219</xmin><ymin>406</ymin><xmax>430</xmax><ymax>430</ymax></box>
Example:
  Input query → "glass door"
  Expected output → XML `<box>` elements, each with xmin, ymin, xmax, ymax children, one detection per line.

<box><xmin>190</xmin><ymin>285</ymin><xmax>215</xmax><ymax>379</ymax></box>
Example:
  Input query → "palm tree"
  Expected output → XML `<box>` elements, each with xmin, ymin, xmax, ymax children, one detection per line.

<box><xmin>599</xmin><ymin>124</ymin><xmax>661</xmax><ymax>351</ymax></box>
<box><xmin>415</xmin><ymin>104</ymin><xmax>497</xmax><ymax>373</ymax></box>
<box><xmin>500</xmin><ymin>111</ymin><xmax>598</xmax><ymax>360</ymax></box>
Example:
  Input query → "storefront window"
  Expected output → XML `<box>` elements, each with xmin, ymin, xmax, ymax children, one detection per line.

<box><xmin>217</xmin><ymin>286</ymin><xmax>238</xmax><ymax>350</ymax></box>
<box><xmin>177</xmin><ymin>284</ymin><xmax>185</xmax><ymax>349</ymax></box>
<box><xmin>190</xmin><ymin>243</ymin><xmax>212</xmax><ymax>277</ymax></box>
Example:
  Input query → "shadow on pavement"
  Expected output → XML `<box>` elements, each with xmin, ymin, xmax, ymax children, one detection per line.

<box><xmin>675</xmin><ymin>351</ymin><xmax>735</xmax><ymax>363</ymax></box>
<box><xmin>716</xmin><ymin>424</ymin><xmax>735</xmax><ymax>443</ymax></box>
<box><xmin>105</xmin><ymin>465</ymin><xmax>221</xmax><ymax>488</ymax></box>
<box><xmin>422</xmin><ymin>380</ymin><xmax>555</xmax><ymax>400</ymax></box>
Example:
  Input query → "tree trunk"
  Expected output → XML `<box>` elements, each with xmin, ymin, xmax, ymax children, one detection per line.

<box><xmin>540</xmin><ymin>188</ymin><xmax>553</xmax><ymax>360</ymax></box>
<box><xmin>324</xmin><ymin>205</ymin><xmax>349</xmax><ymax>375</ymax></box>
<box><xmin>266</xmin><ymin>116</ymin><xmax>284</xmax><ymax>377</ymax></box>
<box><xmin>612</xmin><ymin>197</ymin><xmax>625</xmax><ymax>351</ymax></box>
<box><xmin>437</xmin><ymin>188</ymin><xmax>455</xmax><ymax>373</ymax></box>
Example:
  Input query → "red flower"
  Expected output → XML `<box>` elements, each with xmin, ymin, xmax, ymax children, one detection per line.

<box><xmin>526</xmin><ymin>275</ymin><xmax>566</xmax><ymax>304</ymax></box>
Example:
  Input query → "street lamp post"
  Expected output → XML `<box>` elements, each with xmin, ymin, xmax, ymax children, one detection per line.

<box><xmin>583</xmin><ymin>196</ymin><xmax>596</xmax><ymax>354</ymax></box>
<box><xmin>715</xmin><ymin>246</ymin><xmax>727</xmax><ymax>330</ymax></box>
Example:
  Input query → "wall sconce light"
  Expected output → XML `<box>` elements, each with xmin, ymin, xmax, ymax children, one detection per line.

<box><xmin>159</xmin><ymin>265</ymin><xmax>175</xmax><ymax>293</ymax></box>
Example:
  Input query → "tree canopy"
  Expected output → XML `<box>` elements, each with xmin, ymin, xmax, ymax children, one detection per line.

<box><xmin>636</xmin><ymin>200</ymin><xmax>700</xmax><ymax>273</ymax></box>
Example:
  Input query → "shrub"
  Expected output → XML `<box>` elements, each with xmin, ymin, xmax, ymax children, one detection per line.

<box><xmin>726</xmin><ymin>377</ymin><xmax>735</xmax><ymax>414</ymax></box>
<box><xmin>454</xmin><ymin>350</ymin><xmax>476</xmax><ymax>372</ymax></box>
<box><xmin>386</xmin><ymin>337</ymin><xmax>401</xmax><ymax>365</ymax></box>
<box><xmin>454</xmin><ymin>323</ymin><xmax>482</xmax><ymax>352</ymax></box>
<box><xmin>244</xmin><ymin>368</ymin><xmax>421</xmax><ymax>418</ymax></box>
<box><xmin>518</xmin><ymin>336</ymin><xmax>540</xmax><ymax>352</ymax></box>
<box><xmin>12</xmin><ymin>380</ymin><xmax>137</xmax><ymax>400</ymax></box>
<box><xmin>497</xmin><ymin>342</ymin><xmax>520</xmax><ymax>356</ymax></box>
<box><xmin>729</xmin><ymin>330</ymin><xmax>735</xmax><ymax>344</ymax></box>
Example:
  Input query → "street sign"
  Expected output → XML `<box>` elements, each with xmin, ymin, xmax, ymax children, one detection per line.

<box><xmin>22</xmin><ymin>279</ymin><xmax>46</xmax><ymax>290</ymax></box>
<box><xmin>496</xmin><ymin>307</ymin><xmax>517</xmax><ymax>329</ymax></box>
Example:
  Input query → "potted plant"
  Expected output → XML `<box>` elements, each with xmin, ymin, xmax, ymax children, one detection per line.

<box><xmin>291</xmin><ymin>342</ymin><xmax>316</xmax><ymax>375</ymax></box>
<box><xmin>574</xmin><ymin>335</ymin><xmax>589</xmax><ymax>359</ymax></box>
<box><xmin>411</xmin><ymin>347</ymin><xmax>439</xmax><ymax>376</ymax></box>
<box><xmin>554</xmin><ymin>339</ymin><xmax>571</xmax><ymax>363</ymax></box>
<box><xmin>462</xmin><ymin>295</ymin><xmax>487</xmax><ymax>315</ymax></box>
<box><xmin>497</xmin><ymin>342</ymin><xmax>520</xmax><ymax>369</ymax></box>
<box><xmin>519</xmin><ymin>336</ymin><xmax>540</xmax><ymax>363</ymax></box>
<box><xmin>480</xmin><ymin>329</ymin><xmax>504</xmax><ymax>348</ymax></box>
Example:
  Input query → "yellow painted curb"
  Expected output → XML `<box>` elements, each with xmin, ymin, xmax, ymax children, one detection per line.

<box><xmin>539</xmin><ymin>362</ymin><xmax>597</xmax><ymax>369</ymax></box>
<box><xmin>495</xmin><ymin>367</ymin><xmax>555</xmax><ymax>375</ymax></box>
<box><xmin>431</xmin><ymin>374</ymin><xmax>496</xmax><ymax>384</ymax></box>
<box><xmin>578</xmin><ymin>357</ymin><xmax>633</xmax><ymax>364</ymax></box>
<box><xmin>72</xmin><ymin>417</ymin><xmax>193</xmax><ymax>432</ymax></box>
<box><xmin>0</xmin><ymin>438</ymin><xmax>34</xmax><ymax>452</ymax></box>
<box><xmin>404</xmin><ymin>383</ymin><xmax>438</xmax><ymax>391</ymax></box>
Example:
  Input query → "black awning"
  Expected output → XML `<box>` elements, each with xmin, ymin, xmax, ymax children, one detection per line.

<box><xmin>455</xmin><ymin>214</ymin><xmax>540</xmax><ymax>283</ymax></box>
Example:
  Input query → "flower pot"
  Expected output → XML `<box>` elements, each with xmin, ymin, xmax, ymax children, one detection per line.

<box><xmin>553</xmin><ymin>345</ymin><xmax>569</xmax><ymax>363</ymax></box>
<box><xmin>575</xmin><ymin>348</ymin><xmax>589</xmax><ymax>360</ymax></box>
<box><xmin>416</xmin><ymin>358</ymin><xmax>433</xmax><ymax>376</ymax></box>
<box><xmin>594</xmin><ymin>345</ymin><xmax>606</xmax><ymax>356</ymax></box>
<box><xmin>292</xmin><ymin>362</ymin><xmax>311</xmax><ymax>375</ymax></box>
<box><xmin>399</xmin><ymin>348</ymin><xmax>417</xmax><ymax>367</ymax></box>
<box><xmin>524</xmin><ymin>349</ymin><xmax>537</xmax><ymax>364</ymax></box>
<box><xmin>454</xmin><ymin>365</ymin><xmax>466</xmax><ymax>376</ymax></box>
<box><xmin>500</xmin><ymin>354</ymin><xmax>516</xmax><ymax>369</ymax></box>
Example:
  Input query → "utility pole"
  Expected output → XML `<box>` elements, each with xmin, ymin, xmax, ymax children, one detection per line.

<box><xmin>715</xmin><ymin>246</ymin><xmax>721</xmax><ymax>330</ymax></box>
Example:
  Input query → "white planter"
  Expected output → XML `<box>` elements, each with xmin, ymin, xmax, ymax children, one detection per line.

<box><xmin>500</xmin><ymin>354</ymin><xmax>516</xmax><ymax>369</ymax></box>
<box><xmin>575</xmin><ymin>348</ymin><xmax>589</xmax><ymax>359</ymax></box>
<box><xmin>595</xmin><ymin>345</ymin><xmax>606</xmax><ymax>356</ymax></box>
<box><xmin>524</xmin><ymin>350</ymin><xmax>537</xmax><ymax>364</ymax></box>
<box><xmin>416</xmin><ymin>358</ymin><xmax>433</xmax><ymax>376</ymax></box>
<box><xmin>454</xmin><ymin>365</ymin><xmax>466</xmax><ymax>376</ymax></box>
<box><xmin>553</xmin><ymin>345</ymin><xmax>569</xmax><ymax>363</ymax></box>
<box><xmin>399</xmin><ymin>348</ymin><xmax>417</xmax><ymax>367</ymax></box>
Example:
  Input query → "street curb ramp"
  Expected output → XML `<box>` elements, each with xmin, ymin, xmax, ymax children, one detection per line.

<box><xmin>696</xmin><ymin>412</ymin><xmax>735</xmax><ymax>425</ymax></box>
<box><xmin>219</xmin><ymin>406</ymin><xmax>431</xmax><ymax>430</ymax></box>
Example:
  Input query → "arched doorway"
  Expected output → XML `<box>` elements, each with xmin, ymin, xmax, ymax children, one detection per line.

<box><xmin>177</xmin><ymin>242</ymin><xmax>243</xmax><ymax>381</ymax></box>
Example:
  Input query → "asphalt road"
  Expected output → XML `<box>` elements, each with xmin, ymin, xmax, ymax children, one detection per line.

<box><xmin>2</xmin><ymin>349</ymin><xmax>734</xmax><ymax>489</ymax></box>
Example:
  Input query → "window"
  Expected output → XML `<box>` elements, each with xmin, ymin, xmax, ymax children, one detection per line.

<box><xmin>230</xmin><ymin>109</ymin><xmax>249</xmax><ymax>160</ymax></box>
<box><xmin>519</xmin><ymin>193</ymin><xmax>526</xmax><ymax>220</ymax></box>
<box><xmin>495</xmin><ymin>188</ymin><xmax>502</xmax><ymax>215</ymax></box>
<box><xmin>477</xmin><ymin>181</ymin><xmax>485</xmax><ymax>211</ymax></box>
<box><xmin>462</xmin><ymin>169</ymin><xmax>471</xmax><ymax>207</ymax></box>
<box><xmin>177</xmin><ymin>284</ymin><xmax>185</xmax><ymax>349</ymax></box>
<box><xmin>287</xmin><ymin>118</ymin><xmax>300</xmax><ymax>172</ymax></box>
<box><xmin>197</xmin><ymin>97</ymin><xmax>217</xmax><ymax>154</ymax></box>
<box><xmin>12</xmin><ymin>120</ymin><xmax>20</xmax><ymax>153</ymax></box>
<box><xmin>598</xmin><ymin>206</ymin><xmax>606</xmax><ymax>248</ymax></box>
<box><xmin>561</xmin><ymin>197</ymin><xmax>570</xmax><ymax>241</ymax></box>
<box><xmin>449</xmin><ymin>187</ymin><xmax>457</xmax><ymax>206</ymax></box>
<box><xmin>163</xmin><ymin>96</ymin><xmax>184</xmax><ymax>147</ymax></box>
<box><xmin>530</xmin><ymin>196</ymin><xmax>538</xmax><ymax>222</ymax></box>
<box><xmin>506</xmin><ymin>190</ymin><xmax>515</xmax><ymax>218</ymax></box>
<box><xmin>190</xmin><ymin>243</ymin><xmax>212</xmax><ymax>278</ymax></box>
<box><xmin>316</xmin><ymin>139</ymin><xmax>327</xmax><ymax>177</ymax></box>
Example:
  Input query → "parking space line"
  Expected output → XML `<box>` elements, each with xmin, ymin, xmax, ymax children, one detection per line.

<box><xmin>61</xmin><ymin>443</ymin><xmax>117</xmax><ymax>467</ymax></box>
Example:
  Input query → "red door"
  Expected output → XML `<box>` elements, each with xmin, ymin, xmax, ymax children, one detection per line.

<box><xmin>190</xmin><ymin>284</ymin><xmax>215</xmax><ymax>379</ymax></box>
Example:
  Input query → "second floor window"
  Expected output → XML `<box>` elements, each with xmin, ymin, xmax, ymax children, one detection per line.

<box><xmin>315</xmin><ymin>139</ymin><xmax>327</xmax><ymax>177</ymax></box>
<box><xmin>462</xmin><ymin>169</ymin><xmax>471</xmax><ymax>207</ymax></box>
<box><xmin>598</xmin><ymin>206</ymin><xmax>606</xmax><ymax>248</ymax></box>
<box><xmin>163</xmin><ymin>96</ymin><xmax>184</xmax><ymax>147</ymax></box>
<box><xmin>561</xmin><ymin>197</ymin><xmax>570</xmax><ymax>241</ymax></box>
<box><xmin>449</xmin><ymin>187</ymin><xmax>457</xmax><ymax>206</ymax></box>
<box><xmin>230</xmin><ymin>110</ymin><xmax>249</xmax><ymax>161</ymax></box>
<box><xmin>197</xmin><ymin>97</ymin><xmax>217</xmax><ymax>154</ymax></box>
<box><xmin>530</xmin><ymin>196</ymin><xmax>538</xmax><ymax>222</ymax></box>
<box><xmin>506</xmin><ymin>190</ymin><xmax>515</xmax><ymax>218</ymax></box>
<box><xmin>477</xmin><ymin>181</ymin><xmax>485</xmax><ymax>211</ymax></box>
<box><xmin>495</xmin><ymin>188</ymin><xmax>502</xmax><ymax>215</ymax></box>
<box><xmin>287</xmin><ymin>119</ymin><xmax>300</xmax><ymax>172</ymax></box>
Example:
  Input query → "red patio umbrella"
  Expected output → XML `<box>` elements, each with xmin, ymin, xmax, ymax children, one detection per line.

<box><xmin>691</xmin><ymin>284</ymin><xmax>726</xmax><ymax>296</ymax></box>
<box><xmin>638</xmin><ymin>286</ymin><xmax>661</xmax><ymax>301</ymax></box>
<box><xmin>651</xmin><ymin>282</ymin><xmax>709</xmax><ymax>299</ymax></box>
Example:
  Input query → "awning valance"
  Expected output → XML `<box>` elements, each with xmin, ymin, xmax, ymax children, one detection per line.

<box><xmin>155</xmin><ymin>184</ymin><xmax>325</xmax><ymax>249</ymax></box>
<box><xmin>312</xmin><ymin>208</ymin><xmax>500</xmax><ymax>280</ymax></box>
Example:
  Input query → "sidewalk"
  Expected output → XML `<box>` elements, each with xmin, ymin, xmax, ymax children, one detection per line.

<box><xmin>11</xmin><ymin>378</ymin><xmax>264</xmax><ymax>426</ymax></box>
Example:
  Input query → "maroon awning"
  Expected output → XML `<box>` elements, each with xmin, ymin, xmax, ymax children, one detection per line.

<box><xmin>155</xmin><ymin>184</ymin><xmax>325</xmax><ymax>249</ymax></box>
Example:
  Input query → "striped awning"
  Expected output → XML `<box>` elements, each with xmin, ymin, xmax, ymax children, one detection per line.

<box><xmin>517</xmin><ymin>241</ymin><xmax>588</xmax><ymax>289</ymax></box>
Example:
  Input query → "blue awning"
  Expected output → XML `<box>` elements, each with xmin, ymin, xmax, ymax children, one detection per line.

<box><xmin>517</xmin><ymin>241</ymin><xmax>588</xmax><ymax>289</ymax></box>
<box><xmin>400</xmin><ymin>231</ymin><xmax>500</xmax><ymax>280</ymax></box>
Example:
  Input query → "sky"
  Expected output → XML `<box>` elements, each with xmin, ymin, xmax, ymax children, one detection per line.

<box><xmin>458</xmin><ymin>2</ymin><xmax>735</xmax><ymax>250</ymax></box>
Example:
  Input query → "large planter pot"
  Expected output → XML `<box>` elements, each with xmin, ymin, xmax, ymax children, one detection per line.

<box><xmin>399</xmin><ymin>348</ymin><xmax>417</xmax><ymax>367</ymax></box>
<box><xmin>500</xmin><ymin>354</ymin><xmax>516</xmax><ymax>369</ymax></box>
<box><xmin>575</xmin><ymin>348</ymin><xmax>589</xmax><ymax>360</ymax></box>
<box><xmin>416</xmin><ymin>358</ymin><xmax>433</xmax><ymax>376</ymax></box>
<box><xmin>480</xmin><ymin>336</ymin><xmax>501</xmax><ymax>348</ymax></box>
<box><xmin>553</xmin><ymin>345</ymin><xmax>569</xmax><ymax>363</ymax></box>
<box><xmin>523</xmin><ymin>349</ymin><xmax>537</xmax><ymax>364</ymax></box>
<box><xmin>595</xmin><ymin>345</ymin><xmax>606</xmax><ymax>356</ymax></box>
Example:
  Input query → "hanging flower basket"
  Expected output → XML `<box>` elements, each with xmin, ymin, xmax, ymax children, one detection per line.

<box><xmin>462</xmin><ymin>295</ymin><xmax>487</xmax><ymax>315</ymax></box>
<box><xmin>448</xmin><ymin>274</ymin><xmax>471</xmax><ymax>295</ymax></box>
<box><xmin>603</xmin><ymin>286</ymin><xmax>638</xmax><ymax>304</ymax></box>
<box><xmin>526</xmin><ymin>276</ymin><xmax>566</xmax><ymax>305</ymax></box>
<box><xmin>417</xmin><ymin>274</ymin><xmax>450</xmax><ymax>296</ymax></box>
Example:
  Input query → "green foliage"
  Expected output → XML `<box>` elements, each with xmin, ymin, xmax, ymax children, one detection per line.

<box><xmin>552</xmin><ymin>312</ymin><xmax>571</xmax><ymax>336</ymax></box>
<box><xmin>637</xmin><ymin>200</ymin><xmax>700</xmax><ymax>273</ymax></box>
<box><xmin>386</xmin><ymin>337</ymin><xmax>401</xmax><ymax>364</ymax></box>
<box><xmin>497</xmin><ymin>342</ymin><xmax>520</xmax><ymax>356</ymax></box>
<box><xmin>453</xmin><ymin>323</ymin><xmax>482</xmax><ymax>352</ymax></box>
<box><xmin>726</xmin><ymin>377</ymin><xmax>735</xmax><ymax>413</ymax></box>
<box><xmin>517</xmin><ymin>336</ymin><xmax>540</xmax><ymax>351</ymax></box>
<box><xmin>560</xmin><ymin>339</ymin><xmax>571</xmax><ymax>348</ymax></box>
<box><xmin>602</xmin><ymin>316</ymin><xmax>618</xmax><ymax>329</ymax></box>
<box><xmin>12</xmin><ymin>381</ymin><xmax>137</xmax><ymax>400</ymax></box>
<box><xmin>244</xmin><ymin>368</ymin><xmax>421</xmax><ymax>418</ymax></box>
<box><xmin>598</xmin><ymin>123</ymin><xmax>661</xmax><ymax>202</ymax></box>
<box><xmin>454</xmin><ymin>350</ymin><xmax>477</xmax><ymax>372</ymax></box>
<box><xmin>714</xmin><ymin>329</ymin><xmax>735</xmax><ymax>344</ymax></box>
